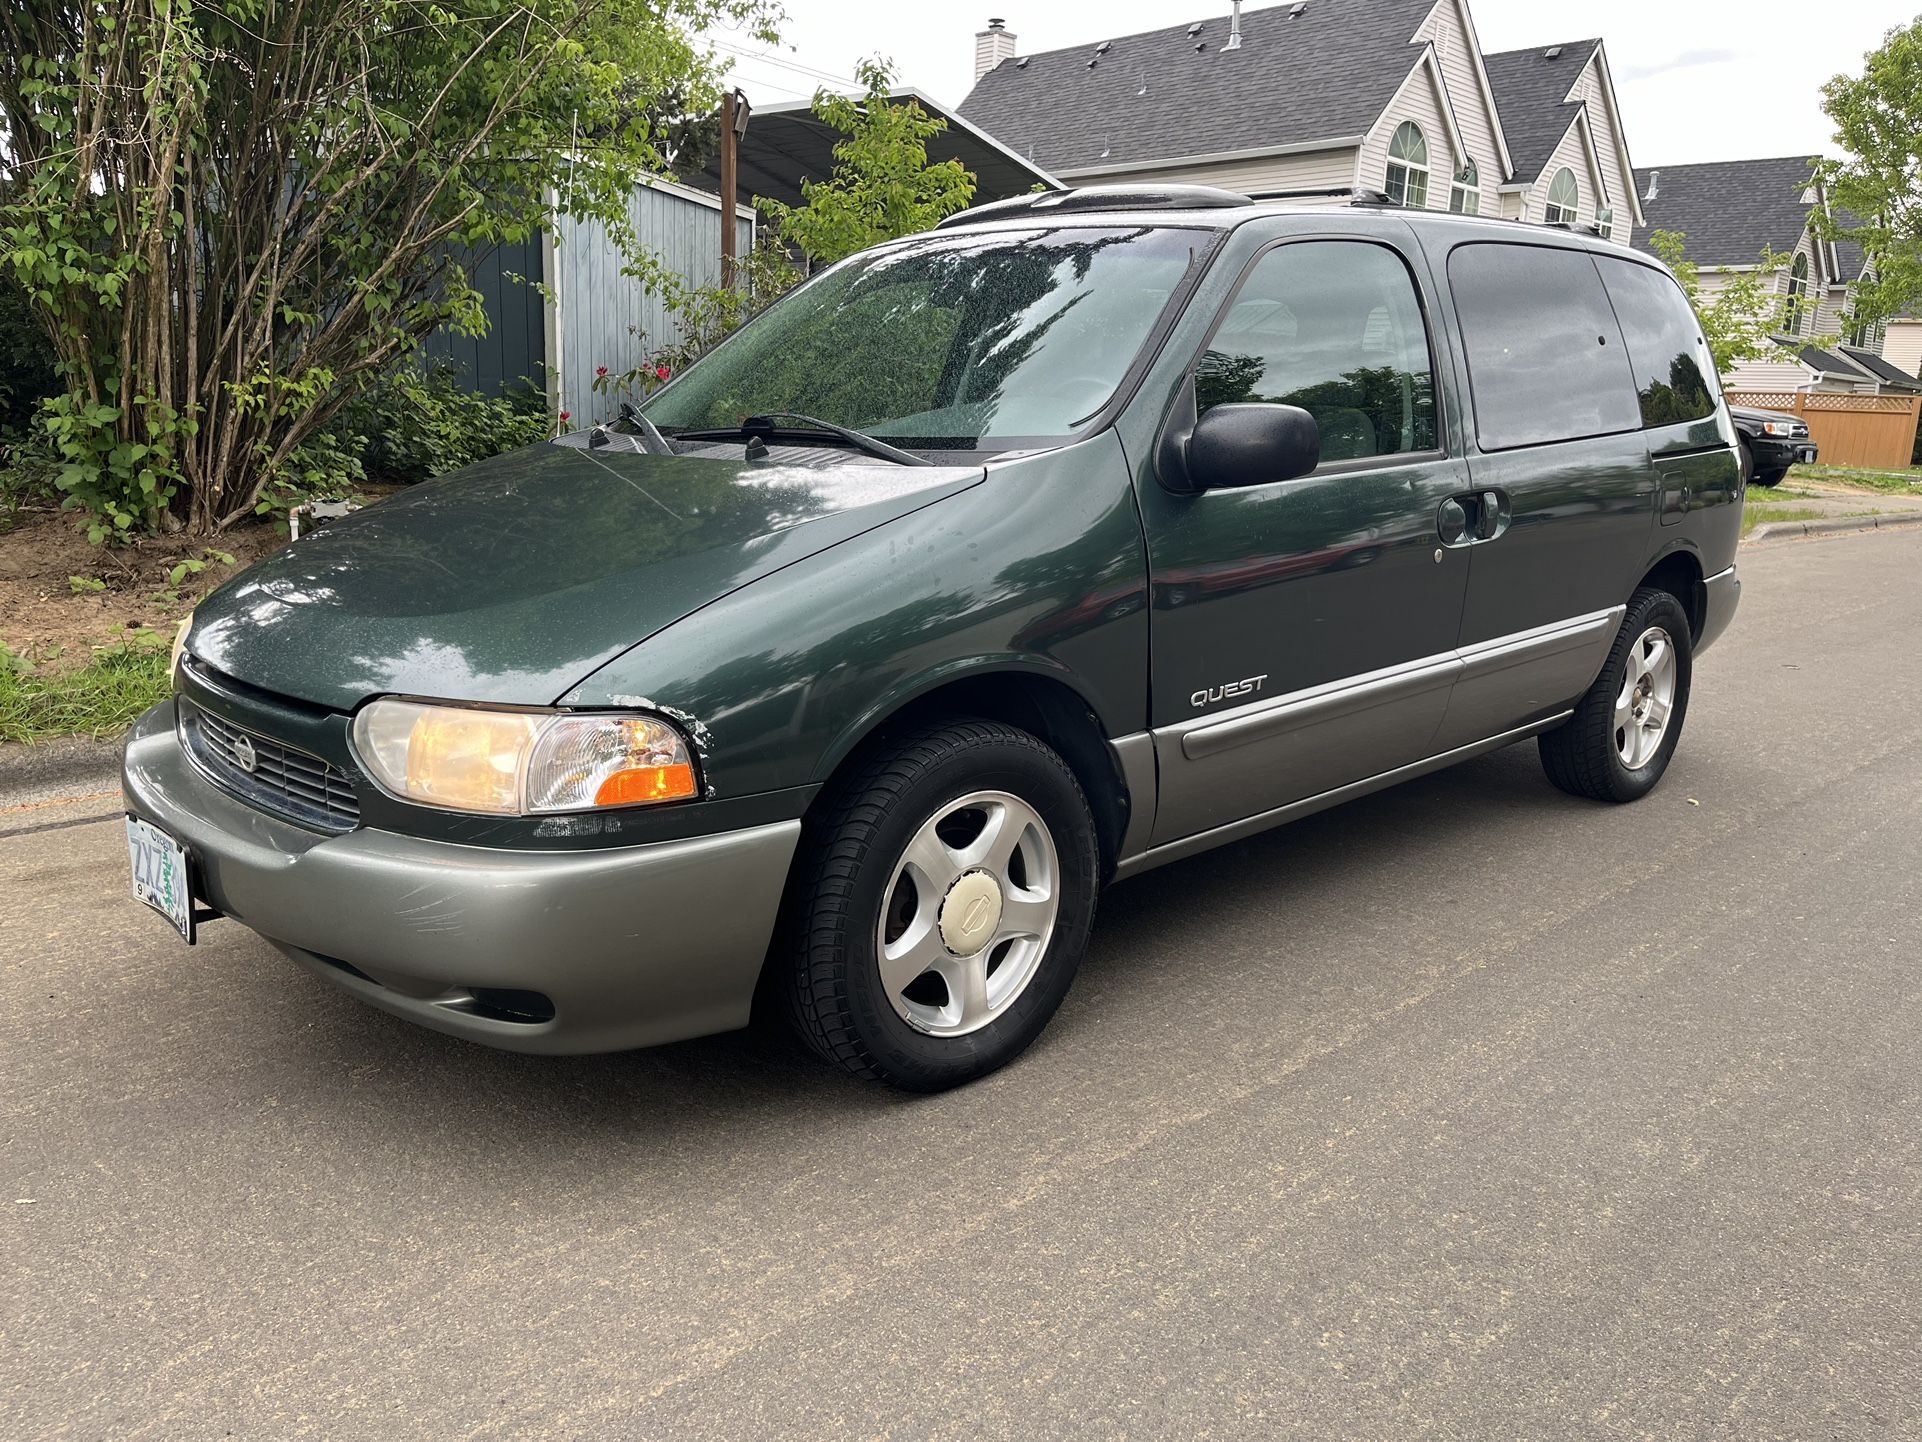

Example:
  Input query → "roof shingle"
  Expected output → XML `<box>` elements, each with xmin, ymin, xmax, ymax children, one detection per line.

<box><xmin>957</xmin><ymin>0</ymin><xmax>1436</xmax><ymax>177</ymax></box>
<box><xmin>1629</xmin><ymin>156</ymin><xmax>1818</xmax><ymax>268</ymax></box>
<box><xmin>1482</xmin><ymin>41</ymin><xmax>1600</xmax><ymax>183</ymax></box>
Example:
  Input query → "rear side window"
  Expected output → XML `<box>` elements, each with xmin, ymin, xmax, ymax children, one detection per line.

<box><xmin>1596</xmin><ymin>257</ymin><xmax>1718</xmax><ymax>427</ymax></box>
<box><xmin>1448</xmin><ymin>243</ymin><xmax>1640</xmax><ymax>451</ymax></box>
<box><xmin>1197</xmin><ymin>240</ymin><xmax>1437</xmax><ymax>464</ymax></box>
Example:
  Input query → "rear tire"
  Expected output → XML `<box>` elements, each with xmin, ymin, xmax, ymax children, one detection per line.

<box><xmin>1539</xmin><ymin>588</ymin><xmax>1693</xmax><ymax>803</ymax></box>
<box><xmin>783</xmin><ymin>719</ymin><xmax>1099</xmax><ymax>1091</ymax></box>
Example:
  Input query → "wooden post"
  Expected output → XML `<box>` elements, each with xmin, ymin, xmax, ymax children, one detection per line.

<box><xmin>720</xmin><ymin>88</ymin><xmax>739</xmax><ymax>289</ymax></box>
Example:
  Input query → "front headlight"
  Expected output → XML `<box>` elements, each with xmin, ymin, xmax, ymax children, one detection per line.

<box><xmin>351</xmin><ymin>699</ymin><xmax>699</xmax><ymax>815</ymax></box>
<box><xmin>1761</xmin><ymin>421</ymin><xmax>1794</xmax><ymax>436</ymax></box>
<box><xmin>169</xmin><ymin>613</ymin><xmax>193</xmax><ymax>686</ymax></box>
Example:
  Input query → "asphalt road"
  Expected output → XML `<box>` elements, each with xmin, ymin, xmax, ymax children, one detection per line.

<box><xmin>5</xmin><ymin>530</ymin><xmax>1920</xmax><ymax>1441</ymax></box>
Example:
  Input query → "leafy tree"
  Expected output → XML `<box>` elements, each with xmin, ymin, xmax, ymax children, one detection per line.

<box><xmin>1649</xmin><ymin>230</ymin><xmax>1793</xmax><ymax>376</ymax></box>
<box><xmin>0</xmin><ymin>0</ymin><xmax>776</xmax><ymax>538</ymax></box>
<box><xmin>1814</xmin><ymin>16</ymin><xmax>1922</xmax><ymax>328</ymax></box>
<box><xmin>760</xmin><ymin>57</ymin><xmax>977</xmax><ymax>266</ymax></box>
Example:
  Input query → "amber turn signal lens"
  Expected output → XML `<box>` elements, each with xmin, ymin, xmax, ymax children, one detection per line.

<box><xmin>593</xmin><ymin>763</ymin><xmax>699</xmax><ymax>807</ymax></box>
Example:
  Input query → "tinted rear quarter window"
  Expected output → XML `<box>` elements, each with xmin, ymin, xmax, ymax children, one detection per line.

<box><xmin>1448</xmin><ymin>243</ymin><xmax>1641</xmax><ymax>451</ymax></box>
<box><xmin>1595</xmin><ymin>257</ymin><xmax>1719</xmax><ymax>427</ymax></box>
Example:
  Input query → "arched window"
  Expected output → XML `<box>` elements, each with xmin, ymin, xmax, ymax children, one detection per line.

<box><xmin>1786</xmin><ymin>253</ymin><xmax>1810</xmax><ymax>335</ymax></box>
<box><xmin>1597</xmin><ymin>205</ymin><xmax>1615</xmax><ymax>241</ymax></box>
<box><xmin>1544</xmin><ymin>168</ymin><xmax>1580</xmax><ymax>225</ymax></box>
<box><xmin>1449</xmin><ymin>160</ymin><xmax>1481</xmax><ymax>215</ymax></box>
<box><xmin>1385</xmin><ymin>122</ymin><xmax>1430</xmax><ymax>208</ymax></box>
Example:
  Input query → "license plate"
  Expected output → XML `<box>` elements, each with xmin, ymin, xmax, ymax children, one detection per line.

<box><xmin>127</xmin><ymin>815</ymin><xmax>195</xmax><ymax>944</ymax></box>
<box><xmin>1799</xmin><ymin>447</ymin><xmax>1818</xmax><ymax>464</ymax></box>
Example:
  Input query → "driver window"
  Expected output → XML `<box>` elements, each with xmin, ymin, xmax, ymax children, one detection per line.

<box><xmin>1196</xmin><ymin>241</ymin><xmax>1438</xmax><ymax>464</ymax></box>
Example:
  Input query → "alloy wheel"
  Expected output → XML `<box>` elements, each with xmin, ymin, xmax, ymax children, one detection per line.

<box><xmin>875</xmin><ymin>790</ymin><xmax>1060</xmax><ymax>1037</ymax></box>
<box><xmin>1615</xmin><ymin>625</ymin><xmax>1677</xmax><ymax>769</ymax></box>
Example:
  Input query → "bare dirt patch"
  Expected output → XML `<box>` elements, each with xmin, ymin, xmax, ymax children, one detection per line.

<box><xmin>0</xmin><ymin>506</ymin><xmax>290</xmax><ymax>668</ymax></box>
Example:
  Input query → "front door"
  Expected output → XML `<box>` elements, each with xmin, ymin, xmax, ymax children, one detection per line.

<box><xmin>1136</xmin><ymin>237</ymin><xmax>1475</xmax><ymax>845</ymax></box>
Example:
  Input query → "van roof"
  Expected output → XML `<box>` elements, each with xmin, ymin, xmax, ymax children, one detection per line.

<box><xmin>934</xmin><ymin>183</ymin><xmax>1650</xmax><ymax>257</ymax></box>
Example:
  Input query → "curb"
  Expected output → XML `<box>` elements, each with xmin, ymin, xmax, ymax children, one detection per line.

<box><xmin>1745</xmin><ymin>510</ymin><xmax>1922</xmax><ymax>546</ymax></box>
<box><xmin>0</xmin><ymin>733</ymin><xmax>124</xmax><ymax>801</ymax></box>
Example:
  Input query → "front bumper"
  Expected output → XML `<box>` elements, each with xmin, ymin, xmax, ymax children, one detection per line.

<box><xmin>121</xmin><ymin>701</ymin><xmax>801</xmax><ymax>1054</ymax></box>
<box><xmin>1697</xmin><ymin>563</ymin><xmax>1741</xmax><ymax>656</ymax></box>
<box><xmin>1750</xmin><ymin>433</ymin><xmax>1816</xmax><ymax>470</ymax></box>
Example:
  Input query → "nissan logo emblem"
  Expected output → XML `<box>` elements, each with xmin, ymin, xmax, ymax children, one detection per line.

<box><xmin>231</xmin><ymin>734</ymin><xmax>258</xmax><ymax>774</ymax></box>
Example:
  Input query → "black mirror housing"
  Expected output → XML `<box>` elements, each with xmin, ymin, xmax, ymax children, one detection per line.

<box><xmin>1185</xmin><ymin>403</ymin><xmax>1321</xmax><ymax>491</ymax></box>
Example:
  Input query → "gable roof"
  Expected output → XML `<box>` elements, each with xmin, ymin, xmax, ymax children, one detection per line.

<box><xmin>957</xmin><ymin>0</ymin><xmax>1437</xmax><ymax>176</ymax></box>
<box><xmin>1838</xmin><ymin>345</ymin><xmax>1922</xmax><ymax>391</ymax></box>
<box><xmin>1630</xmin><ymin>156</ymin><xmax>1818</xmax><ymax>267</ymax></box>
<box><xmin>1829</xmin><ymin>205</ymin><xmax>1868</xmax><ymax>283</ymax></box>
<box><xmin>1482</xmin><ymin>40</ymin><xmax>1602</xmax><ymax>182</ymax></box>
<box><xmin>1797</xmin><ymin>343</ymin><xmax>1876</xmax><ymax>383</ymax></box>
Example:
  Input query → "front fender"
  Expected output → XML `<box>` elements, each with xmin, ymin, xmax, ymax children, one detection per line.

<box><xmin>561</xmin><ymin>433</ymin><xmax>1148</xmax><ymax>799</ymax></box>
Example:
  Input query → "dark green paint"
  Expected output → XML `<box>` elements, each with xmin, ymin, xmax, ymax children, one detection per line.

<box><xmin>176</xmin><ymin>205</ymin><xmax>1744</xmax><ymax>854</ymax></box>
<box><xmin>188</xmin><ymin>439</ymin><xmax>984</xmax><ymax>713</ymax></box>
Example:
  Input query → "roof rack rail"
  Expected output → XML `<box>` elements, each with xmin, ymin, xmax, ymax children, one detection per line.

<box><xmin>1543</xmin><ymin>219</ymin><xmax>1608</xmax><ymax>239</ymax></box>
<box><xmin>936</xmin><ymin>184</ymin><xmax>1255</xmax><ymax>229</ymax></box>
<box><xmin>1243</xmin><ymin>185</ymin><xmax>1358</xmax><ymax>201</ymax></box>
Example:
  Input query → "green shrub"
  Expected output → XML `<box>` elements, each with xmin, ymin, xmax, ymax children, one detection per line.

<box><xmin>336</xmin><ymin>365</ymin><xmax>549</xmax><ymax>487</ymax></box>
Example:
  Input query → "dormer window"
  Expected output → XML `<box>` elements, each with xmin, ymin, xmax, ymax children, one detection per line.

<box><xmin>1385</xmin><ymin>122</ymin><xmax>1430</xmax><ymax>208</ymax></box>
<box><xmin>1786</xmin><ymin>253</ymin><xmax>1810</xmax><ymax>335</ymax></box>
<box><xmin>1449</xmin><ymin>161</ymin><xmax>1481</xmax><ymax>215</ymax></box>
<box><xmin>1544</xmin><ymin>168</ymin><xmax>1580</xmax><ymax>225</ymax></box>
<box><xmin>1597</xmin><ymin>205</ymin><xmax>1615</xmax><ymax>240</ymax></box>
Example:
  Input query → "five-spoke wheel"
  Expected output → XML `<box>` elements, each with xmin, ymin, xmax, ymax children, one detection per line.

<box><xmin>1614</xmin><ymin>626</ymin><xmax>1677</xmax><ymax>770</ymax></box>
<box><xmin>1541</xmin><ymin>587</ymin><xmax>1694</xmax><ymax>803</ymax></box>
<box><xmin>784</xmin><ymin>720</ymin><xmax>1099</xmax><ymax>1091</ymax></box>
<box><xmin>877</xmin><ymin>791</ymin><xmax>1060</xmax><ymax>1037</ymax></box>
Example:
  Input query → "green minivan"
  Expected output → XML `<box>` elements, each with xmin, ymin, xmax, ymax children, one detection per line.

<box><xmin>123</xmin><ymin>186</ymin><xmax>1743</xmax><ymax>1090</ymax></box>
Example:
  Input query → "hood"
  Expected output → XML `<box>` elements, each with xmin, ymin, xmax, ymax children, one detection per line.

<box><xmin>189</xmin><ymin>439</ymin><xmax>984</xmax><ymax>712</ymax></box>
<box><xmin>1729</xmin><ymin>405</ymin><xmax>1802</xmax><ymax>426</ymax></box>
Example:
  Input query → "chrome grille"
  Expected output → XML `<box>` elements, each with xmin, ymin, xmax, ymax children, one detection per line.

<box><xmin>184</xmin><ymin>706</ymin><xmax>361</xmax><ymax>833</ymax></box>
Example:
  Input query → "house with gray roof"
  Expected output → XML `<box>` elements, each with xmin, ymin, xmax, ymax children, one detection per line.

<box><xmin>1631</xmin><ymin>156</ymin><xmax>1922</xmax><ymax>390</ymax></box>
<box><xmin>958</xmin><ymin>1</ymin><xmax>1642</xmax><ymax>244</ymax></box>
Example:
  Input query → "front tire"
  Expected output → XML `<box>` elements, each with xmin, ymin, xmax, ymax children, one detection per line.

<box><xmin>784</xmin><ymin>719</ymin><xmax>1099</xmax><ymax>1091</ymax></box>
<box><xmin>1738</xmin><ymin>438</ymin><xmax>1756</xmax><ymax>488</ymax></box>
<box><xmin>1539</xmin><ymin>588</ymin><xmax>1693</xmax><ymax>803</ymax></box>
<box><xmin>1753</xmin><ymin>467</ymin><xmax>1788</xmax><ymax>488</ymax></box>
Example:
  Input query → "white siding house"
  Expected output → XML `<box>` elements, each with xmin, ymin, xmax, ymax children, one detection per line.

<box><xmin>960</xmin><ymin>1</ymin><xmax>1641</xmax><ymax>236</ymax></box>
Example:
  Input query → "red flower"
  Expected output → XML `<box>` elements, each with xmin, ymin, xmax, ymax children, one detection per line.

<box><xmin>596</xmin><ymin>366</ymin><xmax>608</xmax><ymax>378</ymax></box>
<box><xmin>559</xmin><ymin>410</ymin><xmax>572</xmax><ymax>422</ymax></box>
<box><xmin>654</xmin><ymin>365</ymin><xmax>672</xmax><ymax>382</ymax></box>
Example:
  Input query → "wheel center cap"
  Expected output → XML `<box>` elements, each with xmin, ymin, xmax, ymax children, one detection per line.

<box><xmin>939</xmin><ymin>870</ymin><xmax>1004</xmax><ymax>957</ymax></box>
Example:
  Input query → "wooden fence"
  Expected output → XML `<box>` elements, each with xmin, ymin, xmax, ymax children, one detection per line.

<box><xmin>1724</xmin><ymin>390</ymin><xmax>1922</xmax><ymax>470</ymax></box>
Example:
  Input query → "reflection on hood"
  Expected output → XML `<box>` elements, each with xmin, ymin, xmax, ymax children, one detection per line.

<box><xmin>189</xmin><ymin>439</ymin><xmax>983</xmax><ymax>711</ymax></box>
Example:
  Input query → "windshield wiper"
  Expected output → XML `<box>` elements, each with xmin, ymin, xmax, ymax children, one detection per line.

<box><xmin>612</xmin><ymin>401</ymin><xmax>676</xmax><ymax>456</ymax></box>
<box><xmin>677</xmin><ymin>411</ymin><xmax>932</xmax><ymax>467</ymax></box>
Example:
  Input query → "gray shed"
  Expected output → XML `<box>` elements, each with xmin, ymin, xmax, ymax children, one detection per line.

<box><xmin>424</xmin><ymin>175</ymin><xmax>754</xmax><ymax>427</ymax></box>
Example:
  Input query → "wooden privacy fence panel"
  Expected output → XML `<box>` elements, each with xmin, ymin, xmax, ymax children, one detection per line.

<box><xmin>1725</xmin><ymin>390</ymin><xmax>1922</xmax><ymax>470</ymax></box>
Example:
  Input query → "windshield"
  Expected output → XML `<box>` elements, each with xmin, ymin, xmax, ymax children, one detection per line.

<box><xmin>643</xmin><ymin>225</ymin><xmax>1210</xmax><ymax>449</ymax></box>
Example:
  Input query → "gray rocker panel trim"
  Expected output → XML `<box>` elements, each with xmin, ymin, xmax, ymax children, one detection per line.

<box><xmin>1113</xmin><ymin>713</ymin><xmax>1572</xmax><ymax>881</ymax></box>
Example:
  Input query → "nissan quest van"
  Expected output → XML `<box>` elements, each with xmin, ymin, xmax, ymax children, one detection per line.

<box><xmin>123</xmin><ymin>186</ymin><xmax>1743</xmax><ymax>1091</ymax></box>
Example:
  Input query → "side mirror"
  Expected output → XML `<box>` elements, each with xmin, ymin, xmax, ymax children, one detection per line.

<box><xmin>1186</xmin><ymin>403</ymin><xmax>1321</xmax><ymax>490</ymax></box>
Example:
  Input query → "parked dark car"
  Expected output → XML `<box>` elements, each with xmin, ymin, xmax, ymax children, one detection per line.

<box><xmin>1729</xmin><ymin>404</ymin><xmax>1817</xmax><ymax>487</ymax></box>
<box><xmin>124</xmin><ymin>186</ymin><xmax>1743</xmax><ymax>1091</ymax></box>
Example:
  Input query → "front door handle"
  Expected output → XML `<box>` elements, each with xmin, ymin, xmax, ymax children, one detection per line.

<box><xmin>1474</xmin><ymin>490</ymin><xmax>1506</xmax><ymax>541</ymax></box>
<box><xmin>1438</xmin><ymin>491</ymin><xmax>1509</xmax><ymax>546</ymax></box>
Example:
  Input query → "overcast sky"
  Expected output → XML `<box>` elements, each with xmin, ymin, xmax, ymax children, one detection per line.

<box><xmin>712</xmin><ymin>0</ymin><xmax>1908</xmax><ymax>166</ymax></box>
